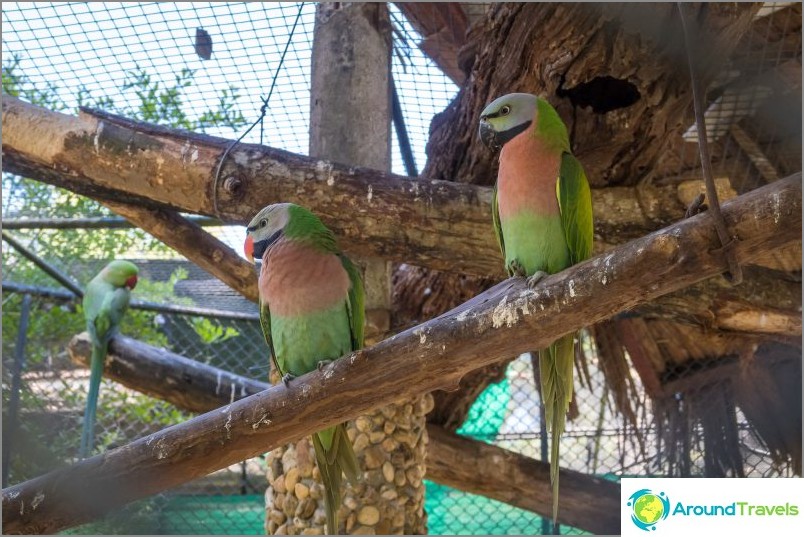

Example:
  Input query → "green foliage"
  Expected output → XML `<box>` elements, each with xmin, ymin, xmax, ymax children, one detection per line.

<box><xmin>2</xmin><ymin>53</ymin><xmax>67</xmax><ymax>111</ymax></box>
<box><xmin>120</xmin><ymin>67</ymin><xmax>247</xmax><ymax>132</ymax></box>
<box><xmin>190</xmin><ymin>317</ymin><xmax>241</xmax><ymax>345</ymax></box>
<box><xmin>1</xmin><ymin>54</ymin><xmax>249</xmax><ymax>509</ymax></box>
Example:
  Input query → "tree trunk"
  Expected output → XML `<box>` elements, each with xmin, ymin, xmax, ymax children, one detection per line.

<box><xmin>421</xmin><ymin>2</ymin><xmax>761</xmax><ymax>188</ymax></box>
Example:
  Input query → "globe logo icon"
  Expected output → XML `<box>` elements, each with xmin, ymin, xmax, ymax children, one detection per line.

<box><xmin>627</xmin><ymin>489</ymin><xmax>670</xmax><ymax>531</ymax></box>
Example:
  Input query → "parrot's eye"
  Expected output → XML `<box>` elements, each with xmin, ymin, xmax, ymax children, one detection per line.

<box><xmin>500</xmin><ymin>105</ymin><xmax>511</xmax><ymax>116</ymax></box>
<box><xmin>260</xmin><ymin>219</ymin><xmax>267</xmax><ymax>228</ymax></box>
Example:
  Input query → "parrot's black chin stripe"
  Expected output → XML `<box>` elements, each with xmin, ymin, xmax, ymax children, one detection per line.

<box><xmin>479</xmin><ymin>120</ymin><xmax>532</xmax><ymax>152</ymax></box>
<box><xmin>497</xmin><ymin>120</ymin><xmax>532</xmax><ymax>146</ymax></box>
<box><xmin>252</xmin><ymin>230</ymin><xmax>283</xmax><ymax>260</ymax></box>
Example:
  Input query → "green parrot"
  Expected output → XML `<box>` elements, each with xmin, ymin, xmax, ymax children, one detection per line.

<box><xmin>478</xmin><ymin>92</ymin><xmax>593</xmax><ymax>525</ymax></box>
<box><xmin>244</xmin><ymin>203</ymin><xmax>362</xmax><ymax>535</ymax></box>
<box><xmin>80</xmin><ymin>259</ymin><xmax>139</xmax><ymax>458</ymax></box>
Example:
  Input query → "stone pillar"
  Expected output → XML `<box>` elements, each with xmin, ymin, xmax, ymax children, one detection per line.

<box><xmin>265</xmin><ymin>3</ymin><xmax>430</xmax><ymax>535</ymax></box>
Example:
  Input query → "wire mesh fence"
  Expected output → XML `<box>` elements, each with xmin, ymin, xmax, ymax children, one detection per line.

<box><xmin>1</xmin><ymin>1</ymin><xmax>801</xmax><ymax>535</ymax></box>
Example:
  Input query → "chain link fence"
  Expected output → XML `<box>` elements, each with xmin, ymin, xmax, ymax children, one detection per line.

<box><xmin>2</xmin><ymin>2</ymin><xmax>801</xmax><ymax>535</ymax></box>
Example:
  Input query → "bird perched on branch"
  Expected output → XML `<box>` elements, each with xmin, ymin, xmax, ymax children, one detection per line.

<box><xmin>244</xmin><ymin>203</ymin><xmax>362</xmax><ymax>534</ymax></box>
<box><xmin>80</xmin><ymin>260</ymin><xmax>139</xmax><ymax>458</ymax></box>
<box><xmin>479</xmin><ymin>92</ymin><xmax>593</xmax><ymax>526</ymax></box>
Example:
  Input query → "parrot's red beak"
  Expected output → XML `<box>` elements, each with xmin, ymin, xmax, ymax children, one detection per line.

<box><xmin>125</xmin><ymin>275</ymin><xmax>138</xmax><ymax>289</ymax></box>
<box><xmin>244</xmin><ymin>235</ymin><xmax>255</xmax><ymax>264</ymax></box>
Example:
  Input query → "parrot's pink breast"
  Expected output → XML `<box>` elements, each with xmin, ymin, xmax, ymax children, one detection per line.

<box><xmin>260</xmin><ymin>238</ymin><xmax>350</xmax><ymax>317</ymax></box>
<box><xmin>497</xmin><ymin>123</ymin><xmax>562</xmax><ymax>219</ymax></box>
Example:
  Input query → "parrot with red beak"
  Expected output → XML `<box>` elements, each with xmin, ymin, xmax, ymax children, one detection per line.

<box><xmin>80</xmin><ymin>259</ymin><xmax>138</xmax><ymax>458</ymax></box>
<box><xmin>244</xmin><ymin>203</ymin><xmax>362</xmax><ymax>534</ymax></box>
<box><xmin>479</xmin><ymin>92</ymin><xmax>594</xmax><ymax>526</ymax></box>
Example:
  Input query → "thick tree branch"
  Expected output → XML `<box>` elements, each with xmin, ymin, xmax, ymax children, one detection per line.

<box><xmin>2</xmin><ymin>176</ymin><xmax>799</xmax><ymax>535</ymax></box>
<box><xmin>426</xmin><ymin>426</ymin><xmax>620</xmax><ymax>534</ymax></box>
<box><xmin>4</xmin><ymin>94</ymin><xmax>793</xmax><ymax>278</ymax></box>
<box><xmin>66</xmin><ymin>332</ymin><xmax>618</xmax><ymax>534</ymax></box>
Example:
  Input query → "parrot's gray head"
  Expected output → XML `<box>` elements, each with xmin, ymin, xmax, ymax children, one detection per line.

<box><xmin>244</xmin><ymin>203</ymin><xmax>293</xmax><ymax>263</ymax></box>
<box><xmin>478</xmin><ymin>93</ymin><xmax>538</xmax><ymax>152</ymax></box>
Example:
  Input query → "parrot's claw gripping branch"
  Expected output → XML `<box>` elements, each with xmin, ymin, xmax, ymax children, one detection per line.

<box><xmin>526</xmin><ymin>271</ymin><xmax>549</xmax><ymax>290</ymax></box>
<box><xmin>281</xmin><ymin>373</ymin><xmax>296</xmax><ymax>387</ymax></box>
<box><xmin>507</xmin><ymin>259</ymin><xmax>527</xmax><ymax>279</ymax></box>
<box><xmin>316</xmin><ymin>360</ymin><xmax>333</xmax><ymax>371</ymax></box>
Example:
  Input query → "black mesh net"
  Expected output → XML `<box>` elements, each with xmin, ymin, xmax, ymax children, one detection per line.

<box><xmin>2</xmin><ymin>2</ymin><xmax>800</xmax><ymax>535</ymax></box>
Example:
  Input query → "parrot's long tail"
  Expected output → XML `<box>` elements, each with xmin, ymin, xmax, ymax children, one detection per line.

<box><xmin>539</xmin><ymin>331</ymin><xmax>575</xmax><ymax>527</ymax></box>
<box><xmin>79</xmin><ymin>342</ymin><xmax>107</xmax><ymax>459</ymax></box>
<box><xmin>312</xmin><ymin>423</ymin><xmax>360</xmax><ymax>535</ymax></box>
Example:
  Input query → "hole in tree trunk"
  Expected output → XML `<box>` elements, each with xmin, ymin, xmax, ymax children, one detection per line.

<box><xmin>557</xmin><ymin>76</ymin><xmax>641</xmax><ymax>113</ymax></box>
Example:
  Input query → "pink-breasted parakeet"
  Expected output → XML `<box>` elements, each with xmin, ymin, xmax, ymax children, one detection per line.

<box><xmin>479</xmin><ymin>92</ymin><xmax>593</xmax><ymax>524</ymax></box>
<box><xmin>80</xmin><ymin>259</ymin><xmax>139</xmax><ymax>458</ymax></box>
<box><xmin>244</xmin><ymin>203</ymin><xmax>362</xmax><ymax>534</ymax></box>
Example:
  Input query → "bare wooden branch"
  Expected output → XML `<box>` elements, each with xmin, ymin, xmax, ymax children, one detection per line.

<box><xmin>635</xmin><ymin>267</ymin><xmax>802</xmax><ymax>338</ymax></box>
<box><xmin>426</xmin><ymin>426</ymin><xmax>620</xmax><ymax>534</ymax></box>
<box><xmin>67</xmin><ymin>332</ymin><xmax>618</xmax><ymax>533</ymax></box>
<box><xmin>99</xmin><ymin>200</ymin><xmax>259</xmax><ymax>303</ymax></box>
<box><xmin>4</xmin><ymin>94</ymin><xmax>792</xmax><ymax>279</ymax></box>
<box><xmin>69</xmin><ymin>333</ymin><xmax>264</xmax><ymax>413</ymax></box>
<box><xmin>2</xmin><ymin>175</ymin><xmax>799</xmax><ymax>535</ymax></box>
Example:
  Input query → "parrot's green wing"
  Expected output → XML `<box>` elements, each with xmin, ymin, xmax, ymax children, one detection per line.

<box><xmin>491</xmin><ymin>184</ymin><xmax>505</xmax><ymax>258</ymax></box>
<box><xmin>339</xmin><ymin>254</ymin><xmax>365</xmax><ymax>351</ymax></box>
<box><xmin>258</xmin><ymin>300</ymin><xmax>285</xmax><ymax>379</ymax></box>
<box><xmin>557</xmin><ymin>152</ymin><xmax>594</xmax><ymax>264</ymax></box>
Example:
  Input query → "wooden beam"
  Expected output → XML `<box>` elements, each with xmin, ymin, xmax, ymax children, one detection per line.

<box><xmin>730</xmin><ymin>123</ymin><xmax>781</xmax><ymax>183</ymax></box>
<box><xmin>66</xmin><ymin>332</ymin><xmax>619</xmax><ymax>534</ymax></box>
<box><xmin>69</xmin><ymin>333</ymin><xmax>264</xmax><ymax>413</ymax></box>
<box><xmin>634</xmin><ymin>266</ymin><xmax>802</xmax><ymax>338</ymax></box>
<box><xmin>2</xmin><ymin>175</ymin><xmax>799</xmax><ymax>535</ymax></box>
<box><xmin>393</xmin><ymin>3</ymin><xmax>470</xmax><ymax>84</ymax></box>
<box><xmin>3</xmin><ymin>94</ymin><xmax>793</xmax><ymax>279</ymax></box>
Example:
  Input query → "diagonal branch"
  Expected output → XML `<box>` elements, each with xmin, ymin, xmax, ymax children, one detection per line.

<box><xmin>66</xmin><ymin>332</ymin><xmax>620</xmax><ymax>534</ymax></box>
<box><xmin>2</xmin><ymin>175</ymin><xmax>799</xmax><ymax>535</ymax></box>
<box><xmin>98</xmin><ymin>199</ymin><xmax>259</xmax><ymax>303</ymax></box>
